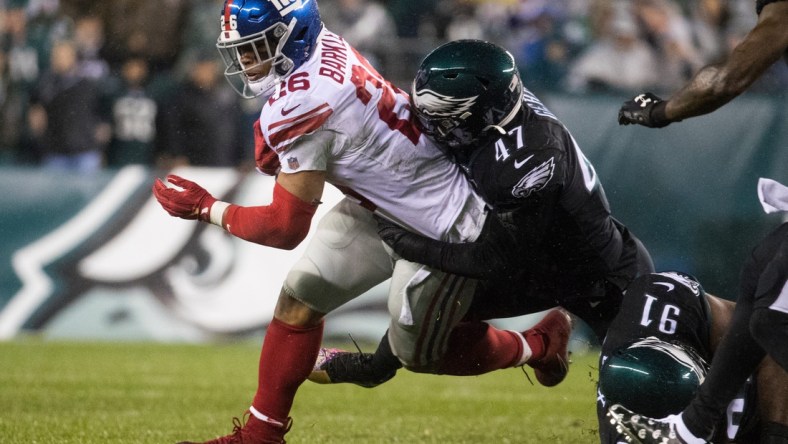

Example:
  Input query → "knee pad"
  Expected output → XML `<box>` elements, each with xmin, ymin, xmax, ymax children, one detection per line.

<box><xmin>390</xmin><ymin>334</ymin><xmax>440</xmax><ymax>373</ymax></box>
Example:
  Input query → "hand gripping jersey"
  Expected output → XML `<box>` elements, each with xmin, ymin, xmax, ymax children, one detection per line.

<box><xmin>254</xmin><ymin>27</ymin><xmax>486</xmax><ymax>243</ymax></box>
<box><xmin>463</xmin><ymin>89</ymin><xmax>643</xmax><ymax>292</ymax></box>
<box><xmin>597</xmin><ymin>272</ymin><xmax>760</xmax><ymax>444</ymax></box>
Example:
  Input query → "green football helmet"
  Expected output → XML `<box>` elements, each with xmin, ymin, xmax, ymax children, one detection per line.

<box><xmin>599</xmin><ymin>337</ymin><xmax>708</xmax><ymax>418</ymax></box>
<box><xmin>411</xmin><ymin>39</ymin><xmax>523</xmax><ymax>162</ymax></box>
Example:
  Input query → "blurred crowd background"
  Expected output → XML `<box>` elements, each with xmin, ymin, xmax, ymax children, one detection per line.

<box><xmin>1</xmin><ymin>0</ymin><xmax>787</xmax><ymax>173</ymax></box>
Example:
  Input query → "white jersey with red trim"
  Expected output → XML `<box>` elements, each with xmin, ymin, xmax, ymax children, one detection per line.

<box><xmin>256</xmin><ymin>27</ymin><xmax>486</xmax><ymax>242</ymax></box>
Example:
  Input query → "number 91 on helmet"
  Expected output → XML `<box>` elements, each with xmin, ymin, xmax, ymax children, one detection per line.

<box><xmin>216</xmin><ymin>0</ymin><xmax>322</xmax><ymax>99</ymax></box>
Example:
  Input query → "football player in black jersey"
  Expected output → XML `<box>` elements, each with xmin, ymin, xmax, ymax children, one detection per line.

<box><xmin>598</xmin><ymin>271</ymin><xmax>788</xmax><ymax>444</ymax></box>
<box><xmin>617</xmin><ymin>0</ymin><xmax>788</xmax><ymax>128</ymax></box>
<box><xmin>610</xmin><ymin>198</ymin><xmax>788</xmax><ymax>443</ymax></box>
<box><xmin>307</xmin><ymin>40</ymin><xmax>653</xmax><ymax>389</ymax></box>
<box><xmin>609</xmin><ymin>0</ymin><xmax>788</xmax><ymax>441</ymax></box>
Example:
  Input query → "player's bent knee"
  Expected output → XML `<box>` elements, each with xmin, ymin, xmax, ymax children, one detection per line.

<box><xmin>391</xmin><ymin>346</ymin><xmax>441</xmax><ymax>373</ymax></box>
<box><xmin>274</xmin><ymin>287</ymin><xmax>326</xmax><ymax>327</ymax></box>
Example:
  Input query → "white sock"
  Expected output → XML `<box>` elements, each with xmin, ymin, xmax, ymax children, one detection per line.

<box><xmin>668</xmin><ymin>413</ymin><xmax>705</xmax><ymax>444</ymax></box>
<box><xmin>509</xmin><ymin>331</ymin><xmax>531</xmax><ymax>366</ymax></box>
<box><xmin>249</xmin><ymin>406</ymin><xmax>284</xmax><ymax>427</ymax></box>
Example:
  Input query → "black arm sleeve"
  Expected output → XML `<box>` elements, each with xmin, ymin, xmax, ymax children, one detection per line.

<box><xmin>376</xmin><ymin>214</ymin><xmax>517</xmax><ymax>280</ymax></box>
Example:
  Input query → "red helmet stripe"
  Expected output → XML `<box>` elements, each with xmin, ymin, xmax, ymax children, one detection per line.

<box><xmin>224</xmin><ymin>1</ymin><xmax>233</xmax><ymax>31</ymax></box>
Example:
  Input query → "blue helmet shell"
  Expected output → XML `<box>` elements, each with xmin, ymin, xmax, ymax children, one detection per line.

<box><xmin>217</xmin><ymin>0</ymin><xmax>322</xmax><ymax>97</ymax></box>
<box><xmin>221</xmin><ymin>0</ymin><xmax>321</xmax><ymax>75</ymax></box>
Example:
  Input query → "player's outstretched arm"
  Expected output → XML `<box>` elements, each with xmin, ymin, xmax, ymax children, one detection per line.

<box><xmin>618</xmin><ymin>2</ymin><xmax>788</xmax><ymax>128</ymax></box>
<box><xmin>152</xmin><ymin>170</ymin><xmax>324</xmax><ymax>250</ymax></box>
<box><xmin>664</xmin><ymin>2</ymin><xmax>788</xmax><ymax>121</ymax></box>
<box><xmin>377</xmin><ymin>213</ymin><xmax>517</xmax><ymax>279</ymax></box>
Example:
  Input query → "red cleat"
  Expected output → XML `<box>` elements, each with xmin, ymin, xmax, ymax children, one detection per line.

<box><xmin>525</xmin><ymin>309</ymin><xmax>573</xmax><ymax>387</ymax></box>
<box><xmin>177</xmin><ymin>411</ymin><xmax>292</xmax><ymax>444</ymax></box>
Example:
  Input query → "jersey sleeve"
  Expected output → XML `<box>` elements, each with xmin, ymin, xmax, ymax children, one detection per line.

<box><xmin>253</xmin><ymin>119</ymin><xmax>281</xmax><ymax>176</ymax></box>
<box><xmin>259</xmin><ymin>91</ymin><xmax>335</xmax><ymax>173</ymax></box>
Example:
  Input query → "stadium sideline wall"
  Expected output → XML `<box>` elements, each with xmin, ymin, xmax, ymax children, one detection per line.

<box><xmin>0</xmin><ymin>94</ymin><xmax>785</xmax><ymax>342</ymax></box>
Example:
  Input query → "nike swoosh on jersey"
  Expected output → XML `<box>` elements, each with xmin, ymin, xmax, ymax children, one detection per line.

<box><xmin>654</xmin><ymin>282</ymin><xmax>675</xmax><ymax>292</ymax></box>
<box><xmin>513</xmin><ymin>154</ymin><xmax>534</xmax><ymax>169</ymax></box>
<box><xmin>268</xmin><ymin>103</ymin><xmax>333</xmax><ymax>148</ymax></box>
<box><xmin>281</xmin><ymin>104</ymin><xmax>301</xmax><ymax>116</ymax></box>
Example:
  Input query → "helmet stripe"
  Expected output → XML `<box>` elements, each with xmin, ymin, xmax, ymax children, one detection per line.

<box><xmin>223</xmin><ymin>1</ymin><xmax>233</xmax><ymax>36</ymax></box>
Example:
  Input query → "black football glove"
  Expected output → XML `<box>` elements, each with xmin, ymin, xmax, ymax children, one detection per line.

<box><xmin>376</xmin><ymin>214</ymin><xmax>516</xmax><ymax>280</ymax></box>
<box><xmin>376</xmin><ymin>217</ymin><xmax>411</xmax><ymax>254</ymax></box>
<box><xmin>618</xmin><ymin>92</ymin><xmax>674</xmax><ymax>128</ymax></box>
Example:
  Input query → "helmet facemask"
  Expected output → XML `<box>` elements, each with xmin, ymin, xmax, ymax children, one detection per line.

<box><xmin>411</xmin><ymin>79</ymin><xmax>522</xmax><ymax>164</ymax></box>
<box><xmin>216</xmin><ymin>18</ymin><xmax>297</xmax><ymax>99</ymax></box>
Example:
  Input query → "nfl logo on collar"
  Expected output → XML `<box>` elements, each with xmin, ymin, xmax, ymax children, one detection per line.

<box><xmin>287</xmin><ymin>157</ymin><xmax>300</xmax><ymax>170</ymax></box>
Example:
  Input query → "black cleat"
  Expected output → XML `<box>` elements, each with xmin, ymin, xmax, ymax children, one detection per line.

<box><xmin>607</xmin><ymin>404</ymin><xmax>705</xmax><ymax>444</ymax></box>
<box><xmin>307</xmin><ymin>348</ymin><xmax>396</xmax><ymax>388</ymax></box>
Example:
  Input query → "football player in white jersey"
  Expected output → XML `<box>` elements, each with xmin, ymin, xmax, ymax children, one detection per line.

<box><xmin>152</xmin><ymin>1</ymin><xmax>569</xmax><ymax>442</ymax></box>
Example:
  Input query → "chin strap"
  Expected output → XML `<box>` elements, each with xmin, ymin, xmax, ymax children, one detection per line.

<box><xmin>482</xmin><ymin>90</ymin><xmax>522</xmax><ymax>135</ymax></box>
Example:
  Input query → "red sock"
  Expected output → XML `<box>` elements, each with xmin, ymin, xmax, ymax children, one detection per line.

<box><xmin>437</xmin><ymin>321</ymin><xmax>524</xmax><ymax>376</ymax></box>
<box><xmin>523</xmin><ymin>328</ymin><xmax>546</xmax><ymax>363</ymax></box>
<box><xmin>251</xmin><ymin>318</ymin><xmax>323</xmax><ymax>423</ymax></box>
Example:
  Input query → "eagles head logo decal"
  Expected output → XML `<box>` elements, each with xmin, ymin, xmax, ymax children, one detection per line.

<box><xmin>657</xmin><ymin>271</ymin><xmax>702</xmax><ymax>296</ymax></box>
<box><xmin>512</xmin><ymin>157</ymin><xmax>555</xmax><ymax>198</ymax></box>
<box><xmin>413</xmin><ymin>88</ymin><xmax>479</xmax><ymax>118</ymax></box>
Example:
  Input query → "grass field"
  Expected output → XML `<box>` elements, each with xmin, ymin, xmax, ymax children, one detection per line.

<box><xmin>0</xmin><ymin>339</ymin><xmax>602</xmax><ymax>443</ymax></box>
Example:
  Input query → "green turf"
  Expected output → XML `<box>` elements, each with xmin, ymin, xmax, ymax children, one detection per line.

<box><xmin>0</xmin><ymin>339</ymin><xmax>601</xmax><ymax>443</ymax></box>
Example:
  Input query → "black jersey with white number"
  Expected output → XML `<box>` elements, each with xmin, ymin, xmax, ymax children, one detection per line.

<box><xmin>464</xmin><ymin>89</ymin><xmax>642</xmax><ymax>293</ymax></box>
<box><xmin>597</xmin><ymin>272</ymin><xmax>760</xmax><ymax>444</ymax></box>
<box><xmin>600</xmin><ymin>271</ymin><xmax>712</xmax><ymax>358</ymax></box>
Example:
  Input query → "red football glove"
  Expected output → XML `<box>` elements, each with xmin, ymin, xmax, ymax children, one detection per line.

<box><xmin>152</xmin><ymin>174</ymin><xmax>217</xmax><ymax>222</ymax></box>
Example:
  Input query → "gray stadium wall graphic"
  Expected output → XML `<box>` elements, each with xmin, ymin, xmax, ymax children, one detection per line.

<box><xmin>0</xmin><ymin>166</ymin><xmax>391</xmax><ymax>342</ymax></box>
<box><xmin>3</xmin><ymin>95</ymin><xmax>783</xmax><ymax>344</ymax></box>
